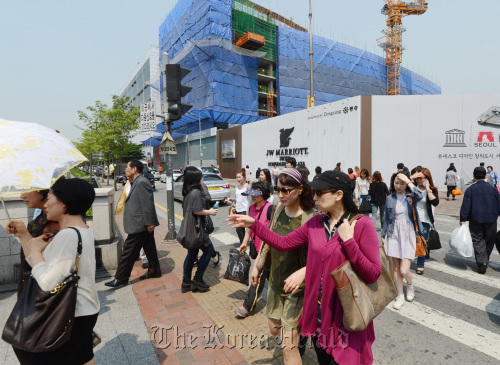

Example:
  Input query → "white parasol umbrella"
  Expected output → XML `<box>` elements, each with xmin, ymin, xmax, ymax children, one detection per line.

<box><xmin>0</xmin><ymin>118</ymin><xmax>87</xmax><ymax>217</ymax></box>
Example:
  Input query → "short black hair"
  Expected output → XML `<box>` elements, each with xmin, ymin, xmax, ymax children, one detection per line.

<box><xmin>397</xmin><ymin>163</ymin><xmax>404</xmax><ymax>169</ymax></box>
<box><xmin>129</xmin><ymin>160</ymin><xmax>144</xmax><ymax>174</ymax></box>
<box><xmin>347</xmin><ymin>168</ymin><xmax>353</xmax><ymax>174</ymax></box>
<box><xmin>251</xmin><ymin>181</ymin><xmax>270</xmax><ymax>200</ymax></box>
<box><xmin>487</xmin><ymin>166</ymin><xmax>493</xmax><ymax>170</ymax></box>
<box><xmin>285</xmin><ymin>157</ymin><xmax>297</xmax><ymax>167</ymax></box>
<box><xmin>474</xmin><ymin>167</ymin><xmax>486</xmax><ymax>180</ymax></box>
<box><xmin>51</xmin><ymin>178</ymin><xmax>95</xmax><ymax>216</ymax></box>
<box><xmin>479</xmin><ymin>162</ymin><xmax>485</xmax><ymax>167</ymax></box>
<box><xmin>315</xmin><ymin>166</ymin><xmax>322</xmax><ymax>174</ymax></box>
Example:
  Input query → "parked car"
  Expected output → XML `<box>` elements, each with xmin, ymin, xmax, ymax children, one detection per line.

<box><xmin>201</xmin><ymin>166</ymin><xmax>221</xmax><ymax>177</ymax></box>
<box><xmin>160</xmin><ymin>170</ymin><xmax>182</xmax><ymax>183</ymax></box>
<box><xmin>151</xmin><ymin>169</ymin><xmax>161</xmax><ymax>180</ymax></box>
<box><xmin>173</xmin><ymin>173</ymin><xmax>230</xmax><ymax>203</ymax></box>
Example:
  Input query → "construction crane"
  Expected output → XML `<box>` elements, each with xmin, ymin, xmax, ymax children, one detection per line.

<box><xmin>377</xmin><ymin>1</ymin><xmax>428</xmax><ymax>95</ymax></box>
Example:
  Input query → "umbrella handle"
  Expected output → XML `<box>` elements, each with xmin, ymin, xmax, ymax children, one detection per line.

<box><xmin>1</xmin><ymin>197</ymin><xmax>11</xmax><ymax>221</ymax></box>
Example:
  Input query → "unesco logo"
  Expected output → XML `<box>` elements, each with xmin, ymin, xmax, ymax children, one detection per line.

<box><xmin>443</xmin><ymin>129</ymin><xmax>467</xmax><ymax>147</ymax></box>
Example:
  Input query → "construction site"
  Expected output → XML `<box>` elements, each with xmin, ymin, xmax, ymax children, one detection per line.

<box><xmin>150</xmin><ymin>0</ymin><xmax>440</xmax><ymax>143</ymax></box>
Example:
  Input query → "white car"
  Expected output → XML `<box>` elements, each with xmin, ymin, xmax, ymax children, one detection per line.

<box><xmin>160</xmin><ymin>170</ymin><xmax>182</xmax><ymax>183</ymax></box>
<box><xmin>151</xmin><ymin>169</ymin><xmax>161</xmax><ymax>180</ymax></box>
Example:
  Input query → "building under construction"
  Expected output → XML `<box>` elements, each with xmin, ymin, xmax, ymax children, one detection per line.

<box><xmin>152</xmin><ymin>0</ymin><xmax>440</xmax><ymax>139</ymax></box>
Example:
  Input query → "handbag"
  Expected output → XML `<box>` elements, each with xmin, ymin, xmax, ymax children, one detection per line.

<box><xmin>204</xmin><ymin>215</ymin><xmax>215</xmax><ymax>235</ymax></box>
<box><xmin>359</xmin><ymin>198</ymin><xmax>372</xmax><ymax>214</ymax></box>
<box><xmin>223</xmin><ymin>248</ymin><xmax>251</xmax><ymax>285</ymax></box>
<box><xmin>452</xmin><ymin>188</ymin><xmax>462</xmax><ymax>195</ymax></box>
<box><xmin>427</xmin><ymin>225</ymin><xmax>441</xmax><ymax>251</ymax></box>
<box><xmin>331</xmin><ymin>214</ymin><xmax>397</xmax><ymax>332</ymax></box>
<box><xmin>177</xmin><ymin>191</ymin><xmax>206</xmax><ymax>250</ymax></box>
<box><xmin>2</xmin><ymin>227</ymin><xmax>82</xmax><ymax>352</ymax></box>
<box><xmin>409</xmin><ymin>197</ymin><xmax>428</xmax><ymax>257</ymax></box>
<box><xmin>228</xmin><ymin>200</ymin><xmax>237</xmax><ymax>216</ymax></box>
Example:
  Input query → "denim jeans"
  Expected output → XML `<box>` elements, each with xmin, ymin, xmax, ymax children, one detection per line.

<box><xmin>416</xmin><ymin>222</ymin><xmax>431</xmax><ymax>269</ymax></box>
<box><xmin>183</xmin><ymin>240</ymin><xmax>215</xmax><ymax>281</ymax></box>
<box><xmin>371</xmin><ymin>204</ymin><xmax>385</xmax><ymax>230</ymax></box>
<box><xmin>359</xmin><ymin>194</ymin><xmax>370</xmax><ymax>206</ymax></box>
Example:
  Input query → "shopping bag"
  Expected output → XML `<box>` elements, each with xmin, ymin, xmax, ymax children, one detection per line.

<box><xmin>449</xmin><ymin>225</ymin><xmax>473</xmax><ymax>257</ymax></box>
<box><xmin>224</xmin><ymin>248</ymin><xmax>251</xmax><ymax>285</ymax></box>
<box><xmin>427</xmin><ymin>226</ymin><xmax>441</xmax><ymax>250</ymax></box>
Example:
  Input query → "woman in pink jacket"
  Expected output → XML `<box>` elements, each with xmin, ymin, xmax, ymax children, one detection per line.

<box><xmin>229</xmin><ymin>170</ymin><xmax>381</xmax><ymax>365</ymax></box>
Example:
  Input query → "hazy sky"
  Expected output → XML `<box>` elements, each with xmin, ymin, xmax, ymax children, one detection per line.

<box><xmin>1</xmin><ymin>0</ymin><xmax>498</xmax><ymax>142</ymax></box>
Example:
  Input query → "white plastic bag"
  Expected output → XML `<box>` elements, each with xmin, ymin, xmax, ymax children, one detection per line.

<box><xmin>449</xmin><ymin>225</ymin><xmax>474</xmax><ymax>257</ymax></box>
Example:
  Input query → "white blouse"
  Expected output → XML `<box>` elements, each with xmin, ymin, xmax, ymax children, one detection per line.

<box><xmin>27</xmin><ymin>227</ymin><xmax>100</xmax><ymax>317</ymax></box>
<box><xmin>235</xmin><ymin>184</ymin><xmax>250</xmax><ymax>213</ymax></box>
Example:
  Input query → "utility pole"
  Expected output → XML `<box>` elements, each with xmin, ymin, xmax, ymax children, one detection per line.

<box><xmin>307</xmin><ymin>0</ymin><xmax>315</xmax><ymax>108</ymax></box>
<box><xmin>162</xmin><ymin>52</ymin><xmax>177</xmax><ymax>242</ymax></box>
<box><xmin>199</xmin><ymin>113</ymin><xmax>202</xmax><ymax>167</ymax></box>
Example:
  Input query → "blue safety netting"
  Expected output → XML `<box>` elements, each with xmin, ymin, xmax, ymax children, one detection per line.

<box><xmin>277</xmin><ymin>26</ymin><xmax>441</xmax><ymax>114</ymax></box>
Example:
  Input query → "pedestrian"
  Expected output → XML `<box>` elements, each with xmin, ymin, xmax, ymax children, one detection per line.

<box><xmin>106</xmin><ymin>160</ymin><xmax>161</xmax><ymax>288</ymax></box>
<box><xmin>397</xmin><ymin>162</ymin><xmax>404</xmax><ymax>173</ymax></box>
<box><xmin>355</xmin><ymin>168</ymin><xmax>371</xmax><ymax>206</ymax></box>
<box><xmin>382</xmin><ymin>171</ymin><xmax>423</xmax><ymax>310</ymax></box>
<box><xmin>200</xmin><ymin>180</ymin><xmax>223</xmax><ymax>267</ymax></box>
<box><xmin>7</xmin><ymin>178</ymin><xmax>99</xmax><ymax>365</ymax></box>
<box><xmin>245</xmin><ymin>165</ymin><xmax>251</xmax><ymax>184</ymax></box>
<box><xmin>459</xmin><ymin>167</ymin><xmax>500</xmax><ymax>274</ymax></box>
<box><xmin>285</xmin><ymin>157</ymin><xmax>297</xmax><ymax>168</ymax></box>
<box><xmin>368</xmin><ymin>171</ymin><xmax>389</xmax><ymax>231</ymax></box>
<box><xmin>313</xmin><ymin>166</ymin><xmax>322</xmax><ymax>181</ymax></box>
<box><xmin>228</xmin><ymin>170</ymin><xmax>380</xmax><ymax>365</ymax></box>
<box><xmin>354</xmin><ymin>165</ymin><xmax>361</xmax><ymax>178</ymax></box>
<box><xmin>296</xmin><ymin>165</ymin><xmax>310</xmax><ymax>183</ymax></box>
<box><xmin>259</xmin><ymin>168</ymin><xmax>275</xmax><ymax>204</ymax></box>
<box><xmin>445</xmin><ymin>163</ymin><xmax>459</xmax><ymax>200</ymax></box>
<box><xmin>271</xmin><ymin>164</ymin><xmax>280</xmax><ymax>188</ymax></box>
<box><xmin>235</xmin><ymin>181</ymin><xmax>273</xmax><ymax>318</ymax></box>
<box><xmin>412</xmin><ymin>168</ymin><xmax>439</xmax><ymax>275</ymax></box>
<box><xmin>180</xmin><ymin>167</ymin><xmax>219</xmax><ymax>292</ymax></box>
<box><xmin>255</xmin><ymin>167</ymin><xmax>261</xmax><ymax>182</ymax></box>
<box><xmin>232</xmin><ymin>168</ymin><xmax>316</xmax><ymax>364</ymax></box>
<box><xmin>9</xmin><ymin>188</ymin><xmax>61</xmax><ymax>295</ymax></box>
<box><xmin>334</xmin><ymin>162</ymin><xmax>342</xmax><ymax>172</ymax></box>
<box><xmin>234</xmin><ymin>168</ymin><xmax>250</xmax><ymax>244</ymax></box>
<box><xmin>487</xmin><ymin>166</ymin><xmax>498</xmax><ymax>186</ymax></box>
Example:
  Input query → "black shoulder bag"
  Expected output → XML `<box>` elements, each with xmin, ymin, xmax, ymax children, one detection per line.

<box><xmin>177</xmin><ymin>191</ymin><xmax>206</xmax><ymax>250</ymax></box>
<box><xmin>248</xmin><ymin>201</ymin><xmax>268</xmax><ymax>259</ymax></box>
<box><xmin>2</xmin><ymin>227</ymin><xmax>82</xmax><ymax>353</ymax></box>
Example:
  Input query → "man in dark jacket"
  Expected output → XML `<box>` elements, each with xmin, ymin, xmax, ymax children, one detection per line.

<box><xmin>106</xmin><ymin>160</ymin><xmax>161</xmax><ymax>287</ymax></box>
<box><xmin>459</xmin><ymin>167</ymin><xmax>500</xmax><ymax>274</ymax></box>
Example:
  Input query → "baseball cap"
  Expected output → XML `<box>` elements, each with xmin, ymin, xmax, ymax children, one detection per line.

<box><xmin>307</xmin><ymin>170</ymin><xmax>352</xmax><ymax>193</ymax></box>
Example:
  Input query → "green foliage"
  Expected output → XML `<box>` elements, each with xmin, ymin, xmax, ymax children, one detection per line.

<box><xmin>70</xmin><ymin>168</ymin><xmax>86</xmax><ymax>178</ymax></box>
<box><xmin>122</xmin><ymin>143</ymin><xmax>145</xmax><ymax>161</ymax></box>
<box><xmin>75</xmin><ymin>96</ymin><xmax>140</xmax><ymax>162</ymax></box>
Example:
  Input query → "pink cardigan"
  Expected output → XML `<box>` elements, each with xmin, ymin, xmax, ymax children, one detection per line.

<box><xmin>252</xmin><ymin>214</ymin><xmax>381</xmax><ymax>365</ymax></box>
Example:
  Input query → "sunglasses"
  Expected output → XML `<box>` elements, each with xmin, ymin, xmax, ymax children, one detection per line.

<box><xmin>275</xmin><ymin>186</ymin><xmax>298</xmax><ymax>195</ymax></box>
<box><xmin>313</xmin><ymin>189</ymin><xmax>332</xmax><ymax>197</ymax></box>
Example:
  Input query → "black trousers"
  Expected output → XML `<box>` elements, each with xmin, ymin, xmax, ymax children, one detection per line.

<box><xmin>311</xmin><ymin>335</ymin><xmax>339</xmax><ymax>365</ymax></box>
<box><xmin>469</xmin><ymin>221</ymin><xmax>497</xmax><ymax>266</ymax></box>
<box><xmin>447</xmin><ymin>185</ymin><xmax>456</xmax><ymax>197</ymax></box>
<box><xmin>243</xmin><ymin>268</ymin><xmax>269</xmax><ymax>312</ymax></box>
<box><xmin>235</xmin><ymin>211</ymin><xmax>247</xmax><ymax>244</ymax></box>
<box><xmin>115</xmin><ymin>230</ymin><xmax>161</xmax><ymax>281</ymax></box>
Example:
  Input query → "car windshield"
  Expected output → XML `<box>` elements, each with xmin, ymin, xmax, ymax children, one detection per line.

<box><xmin>203</xmin><ymin>174</ymin><xmax>223</xmax><ymax>182</ymax></box>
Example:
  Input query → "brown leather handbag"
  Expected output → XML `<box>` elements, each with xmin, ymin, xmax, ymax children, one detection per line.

<box><xmin>410</xmin><ymin>196</ymin><xmax>428</xmax><ymax>257</ymax></box>
<box><xmin>331</xmin><ymin>215</ymin><xmax>397</xmax><ymax>332</ymax></box>
<box><xmin>2</xmin><ymin>227</ymin><xmax>82</xmax><ymax>352</ymax></box>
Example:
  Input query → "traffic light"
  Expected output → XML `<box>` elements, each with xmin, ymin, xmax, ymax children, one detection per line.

<box><xmin>164</xmin><ymin>64</ymin><xmax>193</xmax><ymax>121</ymax></box>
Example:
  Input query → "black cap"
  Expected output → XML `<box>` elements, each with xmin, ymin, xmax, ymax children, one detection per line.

<box><xmin>307</xmin><ymin>170</ymin><xmax>352</xmax><ymax>193</ymax></box>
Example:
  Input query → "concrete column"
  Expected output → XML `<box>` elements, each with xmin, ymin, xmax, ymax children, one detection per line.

<box><xmin>91</xmin><ymin>188</ymin><xmax>115</xmax><ymax>244</ymax></box>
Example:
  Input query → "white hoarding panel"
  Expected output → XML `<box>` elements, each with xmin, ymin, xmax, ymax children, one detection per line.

<box><xmin>241</xmin><ymin>97</ymin><xmax>361</xmax><ymax>175</ymax></box>
<box><xmin>371</xmin><ymin>94</ymin><xmax>500</xmax><ymax>188</ymax></box>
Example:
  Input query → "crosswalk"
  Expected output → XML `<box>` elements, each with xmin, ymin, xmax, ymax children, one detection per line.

<box><xmin>209</xmin><ymin>212</ymin><xmax>500</xmax><ymax>363</ymax></box>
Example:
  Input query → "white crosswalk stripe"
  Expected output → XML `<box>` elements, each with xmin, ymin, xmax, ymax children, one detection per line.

<box><xmin>387</xmin><ymin>301</ymin><xmax>500</xmax><ymax>360</ymax></box>
<box><xmin>424</xmin><ymin>261</ymin><xmax>500</xmax><ymax>290</ymax></box>
<box><xmin>210</xmin><ymin>232</ymin><xmax>239</xmax><ymax>245</ymax></box>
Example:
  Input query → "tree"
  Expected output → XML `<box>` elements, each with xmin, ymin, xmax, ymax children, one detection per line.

<box><xmin>121</xmin><ymin>142</ymin><xmax>145</xmax><ymax>161</ymax></box>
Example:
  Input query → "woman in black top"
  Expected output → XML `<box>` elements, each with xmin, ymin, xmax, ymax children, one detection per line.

<box><xmin>368</xmin><ymin>171</ymin><xmax>389</xmax><ymax>230</ymax></box>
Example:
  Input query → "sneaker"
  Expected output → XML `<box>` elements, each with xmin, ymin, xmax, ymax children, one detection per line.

<box><xmin>181</xmin><ymin>279</ymin><xmax>192</xmax><ymax>293</ymax></box>
<box><xmin>235</xmin><ymin>305</ymin><xmax>250</xmax><ymax>318</ymax></box>
<box><xmin>478</xmin><ymin>263</ymin><xmax>487</xmax><ymax>274</ymax></box>
<box><xmin>393</xmin><ymin>294</ymin><xmax>405</xmax><ymax>310</ymax></box>
<box><xmin>191</xmin><ymin>277</ymin><xmax>210</xmax><ymax>292</ymax></box>
<box><xmin>406</xmin><ymin>283</ymin><xmax>415</xmax><ymax>302</ymax></box>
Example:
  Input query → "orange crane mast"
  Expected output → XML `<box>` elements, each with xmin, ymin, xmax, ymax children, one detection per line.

<box><xmin>377</xmin><ymin>0</ymin><xmax>428</xmax><ymax>95</ymax></box>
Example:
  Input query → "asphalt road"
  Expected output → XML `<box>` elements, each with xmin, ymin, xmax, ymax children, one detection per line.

<box><xmin>152</xmin><ymin>181</ymin><xmax>500</xmax><ymax>364</ymax></box>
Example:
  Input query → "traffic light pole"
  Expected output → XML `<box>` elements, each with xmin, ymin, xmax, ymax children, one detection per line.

<box><xmin>162</xmin><ymin>52</ymin><xmax>177</xmax><ymax>242</ymax></box>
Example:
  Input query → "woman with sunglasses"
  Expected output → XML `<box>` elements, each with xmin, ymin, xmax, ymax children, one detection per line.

<box><xmin>244</xmin><ymin>168</ymin><xmax>316</xmax><ymax>364</ymax></box>
<box><xmin>228</xmin><ymin>170</ymin><xmax>381</xmax><ymax>365</ymax></box>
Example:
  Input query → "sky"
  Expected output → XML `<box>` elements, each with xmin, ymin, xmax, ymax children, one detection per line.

<box><xmin>1</xmin><ymin>0</ymin><xmax>498</xmax><ymax>142</ymax></box>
